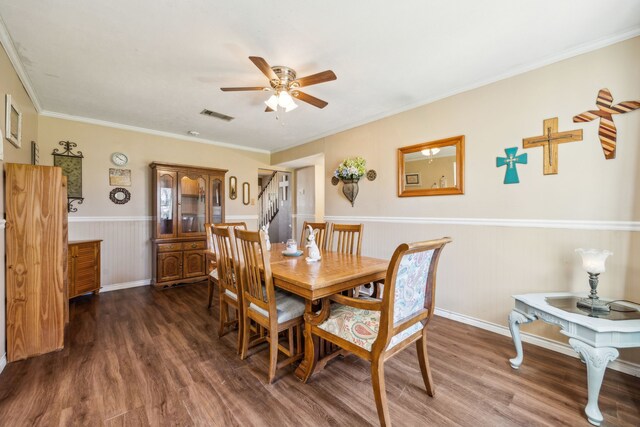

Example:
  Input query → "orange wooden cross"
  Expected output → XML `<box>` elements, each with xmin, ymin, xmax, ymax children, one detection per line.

<box><xmin>573</xmin><ymin>89</ymin><xmax>640</xmax><ymax>159</ymax></box>
<box><xmin>522</xmin><ymin>117</ymin><xmax>582</xmax><ymax>175</ymax></box>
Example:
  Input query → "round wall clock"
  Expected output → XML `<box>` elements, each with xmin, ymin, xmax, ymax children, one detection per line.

<box><xmin>111</xmin><ymin>152</ymin><xmax>128</xmax><ymax>166</ymax></box>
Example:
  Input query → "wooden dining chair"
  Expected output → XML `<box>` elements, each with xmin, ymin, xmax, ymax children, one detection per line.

<box><xmin>300</xmin><ymin>221</ymin><xmax>329</xmax><ymax>251</ymax></box>
<box><xmin>212</xmin><ymin>225</ymin><xmax>245</xmax><ymax>354</ymax></box>
<box><xmin>235</xmin><ymin>228</ymin><xmax>305</xmax><ymax>383</ymax></box>
<box><xmin>306</xmin><ymin>237</ymin><xmax>452</xmax><ymax>426</ymax></box>
<box><xmin>327</xmin><ymin>223</ymin><xmax>363</xmax><ymax>255</ymax></box>
<box><xmin>205</xmin><ymin>222</ymin><xmax>247</xmax><ymax>308</ymax></box>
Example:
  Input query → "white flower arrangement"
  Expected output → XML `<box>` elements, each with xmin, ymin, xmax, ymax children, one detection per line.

<box><xmin>333</xmin><ymin>157</ymin><xmax>366</xmax><ymax>180</ymax></box>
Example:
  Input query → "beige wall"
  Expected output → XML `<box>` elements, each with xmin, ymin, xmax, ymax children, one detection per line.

<box><xmin>36</xmin><ymin>116</ymin><xmax>271</xmax><ymax>289</ymax></box>
<box><xmin>275</xmin><ymin>37</ymin><xmax>640</xmax><ymax>364</ymax></box>
<box><xmin>0</xmin><ymin>40</ymin><xmax>40</xmax><ymax>364</ymax></box>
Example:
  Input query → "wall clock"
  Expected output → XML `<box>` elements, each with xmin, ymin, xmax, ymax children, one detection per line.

<box><xmin>111</xmin><ymin>152</ymin><xmax>128</xmax><ymax>166</ymax></box>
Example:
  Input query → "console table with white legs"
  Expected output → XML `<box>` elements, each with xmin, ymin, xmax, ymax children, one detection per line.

<box><xmin>508</xmin><ymin>292</ymin><xmax>640</xmax><ymax>426</ymax></box>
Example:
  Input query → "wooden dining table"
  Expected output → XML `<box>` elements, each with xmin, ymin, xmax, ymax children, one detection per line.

<box><xmin>265</xmin><ymin>243</ymin><xmax>389</xmax><ymax>381</ymax></box>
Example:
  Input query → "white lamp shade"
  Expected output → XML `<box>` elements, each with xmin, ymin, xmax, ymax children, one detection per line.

<box><xmin>575</xmin><ymin>248</ymin><xmax>612</xmax><ymax>274</ymax></box>
<box><xmin>265</xmin><ymin>94</ymin><xmax>279</xmax><ymax>111</ymax></box>
<box><xmin>278</xmin><ymin>91</ymin><xmax>294</xmax><ymax>108</ymax></box>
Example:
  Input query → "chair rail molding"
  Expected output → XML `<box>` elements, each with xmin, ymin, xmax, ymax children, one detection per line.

<box><xmin>324</xmin><ymin>216</ymin><xmax>640</xmax><ymax>232</ymax></box>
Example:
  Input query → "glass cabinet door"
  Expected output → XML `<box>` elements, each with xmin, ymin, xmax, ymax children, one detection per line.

<box><xmin>157</xmin><ymin>171</ymin><xmax>177</xmax><ymax>238</ymax></box>
<box><xmin>179</xmin><ymin>174</ymin><xmax>207</xmax><ymax>235</ymax></box>
<box><xmin>211</xmin><ymin>177</ymin><xmax>223</xmax><ymax>224</ymax></box>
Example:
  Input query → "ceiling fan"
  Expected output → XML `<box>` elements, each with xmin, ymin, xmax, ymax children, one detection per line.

<box><xmin>221</xmin><ymin>56</ymin><xmax>337</xmax><ymax>112</ymax></box>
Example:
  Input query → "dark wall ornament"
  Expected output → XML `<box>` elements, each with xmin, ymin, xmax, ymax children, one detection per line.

<box><xmin>109</xmin><ymin>187</ymin><xmax>131</xmax><ymax>204</ymax></box>
<box><xmin>366</xmin><ymin>169</ymin><xmax>377</xmax><ymax>181</ymax></box>
<box><xmin>331</xmin><ymin>176</ymin><xmax>340</xmax><ymax>186</ymax></box>
<box><xmin>52</xmin><ymin>140</ymin><xmax>84</xmax><ymax>212</ymax></box>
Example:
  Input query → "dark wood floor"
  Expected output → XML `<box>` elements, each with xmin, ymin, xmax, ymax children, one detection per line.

<box><xmin>0</xmin><ymin>283</ymin><xmax>638</xmax><ymax>426</ymax></box>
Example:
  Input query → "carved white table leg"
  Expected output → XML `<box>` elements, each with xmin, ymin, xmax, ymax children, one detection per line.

<box><xmin>569</xmin><ymin>338</ymin><xmax>619</xmax><ymax>426</ymax></box>
<box><xmin>508</xmin><ymin>310</ymin><xmax>535</xmax><ymax>369</ymax></box>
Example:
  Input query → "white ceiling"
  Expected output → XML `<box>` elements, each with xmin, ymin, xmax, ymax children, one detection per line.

<box><xmin>1</xmin><ymin>1</ymin><xmax>639</xmax><ymax>153</ymax></box>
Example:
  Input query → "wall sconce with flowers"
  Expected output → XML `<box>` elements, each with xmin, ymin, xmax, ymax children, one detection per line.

<box><xmin>332</xmin><ymin>157</ymin><xmax>375</xmax><ymax>207</ymax></box>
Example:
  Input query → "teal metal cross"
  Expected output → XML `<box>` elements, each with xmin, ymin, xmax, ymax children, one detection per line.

<box><xmin>497</xmin><ymin>147</ymin><xmax>527</xmax><ymax>184</ymax></box>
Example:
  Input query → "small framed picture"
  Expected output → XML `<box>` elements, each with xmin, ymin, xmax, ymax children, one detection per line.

<box><xmin>405</xmin><ymin>173</ymin><xmax>420</xmax><ymax>186</ymax></box>
<box><xmin>5</xmin><ymin>94</ymin><xmax>22</xmax><ymax>148</ymax></box>
<box><xmin>109</xmin><ymin>168</ymin><xmax>132</xmax><ymax>186</ymax></box>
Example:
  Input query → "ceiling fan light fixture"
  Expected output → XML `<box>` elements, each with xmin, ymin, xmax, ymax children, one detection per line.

<box><xmin>421</xmin><ymin>148</ymin><xmax>440</xmax><ymax>156</ymax></box>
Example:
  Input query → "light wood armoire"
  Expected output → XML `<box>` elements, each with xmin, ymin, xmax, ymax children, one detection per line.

<box><xmin>150</xmin><ymin>162</ymin><xmax>227</xmax><ymax>287</ymax></box>
<box><xmin>5</xmin><ymin>163</ymin><xmax>68</xmax><ymax>362</ymax></box>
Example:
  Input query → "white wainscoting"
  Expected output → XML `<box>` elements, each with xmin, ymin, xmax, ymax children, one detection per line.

<box><xmin>323</xmin><ymin>214</ymin><xmax>640</xmax><ymax>372</ymax></box>
<box><xmin>68</xmin><ymin>215</ymin><xmax>259</xmax><ymax>290</ymax></box>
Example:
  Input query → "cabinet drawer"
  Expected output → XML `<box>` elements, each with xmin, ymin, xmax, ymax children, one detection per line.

<box><xmin>183</xmin><ymin>240</ymin><xmax>206</xmax><ymax>250</ymax></box>
<box><xmin>158</xmin><ymin>242</ymin><xmax>182</xmax><ymax>252</ymax></box>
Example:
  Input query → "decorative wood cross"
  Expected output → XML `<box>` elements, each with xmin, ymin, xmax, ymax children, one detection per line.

<box><xmin>573</xmin><ymin>88</ymin><xmax>640</xmax><ymax>160</ymax></box>
<box><xmin>522</xmin><ymin>117</ymin><xmax>582</xmax><ymax>175</ymax></box>
<box><xmin>496</xmin><ymin>147</ymin><xmax>527</xmax><ymax>184</ymax></box>
<box><xmin>279</xmin><ymin>174</ymin><xmax>289</xmax><ymax>201</ymax></box>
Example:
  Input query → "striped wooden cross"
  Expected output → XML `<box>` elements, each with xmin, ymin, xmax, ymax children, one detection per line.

<box><xmin>573</xmin><ymin>89</ymin><xmax>640</xmax><ymax>160</ymax></box>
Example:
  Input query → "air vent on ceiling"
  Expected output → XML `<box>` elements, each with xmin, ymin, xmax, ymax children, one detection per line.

<box><xmin>200</xmin><ymin>109</ymin><xmax>234</xmax><ymax>122</ymax></box>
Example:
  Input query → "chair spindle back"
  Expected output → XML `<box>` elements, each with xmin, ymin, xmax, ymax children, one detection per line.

<box><xmin>328</xmin><ymin>223</ymin><xmax>363</xmax><ymax>255</ymax></box>
<box><xmin>234</xmin><ymin>229</ymin><xmax>274</xmax><ymax>314</ymax></box>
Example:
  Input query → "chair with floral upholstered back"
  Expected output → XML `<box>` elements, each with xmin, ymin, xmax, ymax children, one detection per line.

<box><xmin>307</xmin><ymin>237</ymin><xmax>452</xmax><ymax>426</ymax></box>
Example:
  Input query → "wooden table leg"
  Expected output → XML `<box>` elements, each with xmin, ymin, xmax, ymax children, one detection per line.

<box><xmin>295</xmin><ymin>300</ymin><xmax>318</xmax><ymax>381</ymax></box>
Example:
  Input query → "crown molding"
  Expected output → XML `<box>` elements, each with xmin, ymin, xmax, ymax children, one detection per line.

<box><xmin>40</xmin><ymin>110</ymin><xmax>270</xmax><ymax>154</ymax></box>
<box><xmin>0</xmin><ymin>15</ymin><xmax>42</xmax><ymax>112</ymax></box>
<box><xmin>273</xmin><ymin>26</ymin><xmax>640</xmax><ymax>153</ymax></box>
<box><xmin>324</xmin><ymin>215</ymin><xmax>640</xmax><ymax>232</ymax></box>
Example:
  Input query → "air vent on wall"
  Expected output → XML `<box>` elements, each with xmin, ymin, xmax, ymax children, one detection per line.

<box><xmin>200</xmin><ymin>109</ymin><xmax>235</xmax><ymax>122</ymax></box>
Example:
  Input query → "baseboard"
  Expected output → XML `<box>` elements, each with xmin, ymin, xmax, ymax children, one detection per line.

<box><xmin>0</xmin><ymin>353</ymin><xmax>6</xmax><ymax>375</ymax></box>
<box><xmin>100</xmin><ymin>279</ymin><xmax>151</xmax><ymax>293</ymax></box>
<box><xmin>434</xmin><ymin>307</ymin><xmax>640</xmax><ymax>377</ymax></box>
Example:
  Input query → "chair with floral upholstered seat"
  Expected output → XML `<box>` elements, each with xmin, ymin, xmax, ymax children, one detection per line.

<box><xmin>306</xmin><ymin>237</ymin><xmax>452</xmax><ymax>426</ymax></box>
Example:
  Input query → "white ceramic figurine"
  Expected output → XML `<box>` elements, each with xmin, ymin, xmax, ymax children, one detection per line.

<box><xmin>305</xmin><ymin>225</ymin><xmax>321</xmax><ymax>262</ymax></box>
<box><xmin>262</xmin><ymin>223</ymin><xmax>271</xmax><ymax>251</ymax></box>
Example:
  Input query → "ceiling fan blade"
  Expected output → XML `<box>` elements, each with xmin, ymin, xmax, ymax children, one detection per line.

<box><xmin>295</xmin><ymin>70</ymin><xmax>337</xmax><ymax>87</ymax></box>
<box><xmin>293</xmin><ymin>91</ymin><xmax>328</xmax><ymax>109</ymax></box>
<box><xmin>249</xmin><ymin>56</ymin><xmax>278</xmax><ymax>81</ymax></box>
<box><xmin>220</xmin><ymin>86</ymin><xmax>267</xmax><ymax>92</ymax></box>
<box><xmin>265</xmin><ymin>106</ymin><xmax>274</xmax><ymax>112</ymax></box>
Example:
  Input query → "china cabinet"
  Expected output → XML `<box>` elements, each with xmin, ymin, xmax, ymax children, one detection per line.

<box><xmin>150</xmin><ymin>162</ymin><xmax>226</xmax><ymax>287</ymax></box>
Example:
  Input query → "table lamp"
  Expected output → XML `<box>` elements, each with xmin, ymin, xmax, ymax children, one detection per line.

<box><xmin>575</xmin><ymin>248</ymin><xmax>612</xmax><ymax>312</ymax></box>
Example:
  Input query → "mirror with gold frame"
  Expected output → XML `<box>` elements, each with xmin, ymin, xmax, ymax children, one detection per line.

<box><xmin>398</xmin><ymin>135</ymin><xmax>465</xmax><ymax>197</ymax></box>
